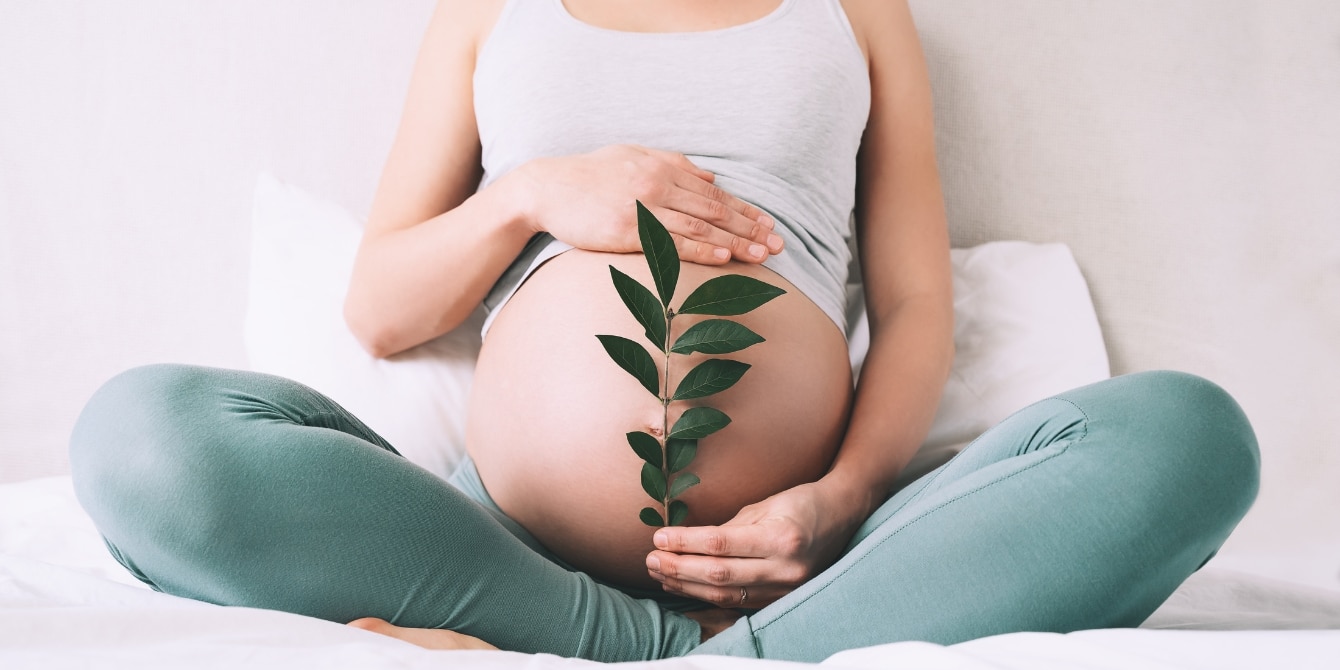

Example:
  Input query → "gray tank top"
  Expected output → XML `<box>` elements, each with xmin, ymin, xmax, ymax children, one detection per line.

<box><xmin>476</xmin><ymin>0</ymin><xmax>871</xmax><ymax>336</ymax></box>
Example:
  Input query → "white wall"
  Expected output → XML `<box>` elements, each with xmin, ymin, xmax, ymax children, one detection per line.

<box><xmin>916</xmin><ymin>0</ymin><xmax>1340</xmax><ymax>587</ymax></box>
<box><xmin>1</xmin><ymin>0</ymin><xmax>434</xmax><ymax>479</ymax></box>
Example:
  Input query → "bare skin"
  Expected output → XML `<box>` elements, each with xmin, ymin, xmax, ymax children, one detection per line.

<box><xmin>348</xmin><ymin>607</ymin><xmax>740</xmax><ymax>648</ymax></box>
<box><xmin>469</xmin><ymin>249</ymin><xmax>852</xmax><ymax>590</ymax></box>
<box><xmin>345</xmin><ymin>0</ymin><xmax>953</xmax><ymax>651</ymax></box>
<box><xmin>347</xmin><ymin>618</ymin><xmax>500</xmax><ymax>650</ymax></box>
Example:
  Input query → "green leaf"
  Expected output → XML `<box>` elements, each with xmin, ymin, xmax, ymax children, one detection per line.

<box><xmin>669</xmin><ymin>407</ymin><xmax>731</xmax><ymax>439</ymax></box>
<box><xmin>637</xmin><ymin>201</ymin><xmax>679</xmax><ymax>308</ymax></box>
<box><xmin>673</xmin><ymin>359</ymin><xmax>751</xmax><ymax>400</ymax></box>
<box><xmin>640</xmin><ymin>507</ymin><xmax>665</xmax><ymax>527</ymax></box>
<box><xmin>627</xmin><ymin>432</ymin><xmax>663</xmax><ymax>469</ymax></box>
<box><xmin>610</xmin><ymin>266</ymin><xmax>667</xmax><ymax>348</ymax></box>
<box><xmin>641</xmin><ymin>462</ymin><xmax>667</xmax><ymax>501</ymax></box>
<box><xmin>668</xmin><ymin>472</ymin><xmax>701</xmax><ymax>499</ymax></box>
<box><xmin>666</xmin><ymin>438</ymin><xmax>697</xmax><ymax>473</ymax></box>
<box><xmin>671</xmin><ymin>319</ymin><xmax>765</xmax><ymax>355</ymax></box>
<box><xmin>677</xmin><ymin>274</ymin><xmax>785</xmax><ymax>316</ymax></box>
<box><xmin>668</xmin><ymin>500</ymin><xmax>688</xmax><ymax>526</ymax></box>
<box><xmin>596</xmin><ymin>334</ymin><xmax>660</xmax><ymax>398</ymax></box>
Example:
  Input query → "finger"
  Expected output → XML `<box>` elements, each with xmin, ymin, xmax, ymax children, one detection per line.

<box><xmin>671</xmin><ymin>173</ymin><xmax>775</xmax><ymax>234</ymax></box>
<box><xmin>670</xmin><ymin>231</ymin><xmax>733</xmax><ymax>265</ymax></box>
<box><xmin>648</xmin><ymin>550</ymin><xmax>780</xmax><ymax>588</ymax></box>
<box><xmin>664</xmin><ymin>190</ymin><xmax>783</xmax><ymax>261</ymax></box>
<box><xmin>640</xmin><ymin>204</ymin><xmax>733</xmax><ymax>265</ymax></box>
<box><xmin>653</xmin><ymin>523</ymin><xmax>775</xmax><ymax>558</ymax></box>
<box><xmin>671</xmin><ymin>172</ymin><xmax>780</xmax><ymax>236</ymax></box>
<box><xmin>650</xmin><ymin>568</ymin><xmax>787</xmax><ymax>609</ymax></box>
<box><xmin>667</xmin><ymin>183</ymin><xmax>784</xmax><ymax>260</ymax></box>
<box><xmin>634</xmin><ymin>145</ymin><xmax>779</xmax><ymax>249</ymax></box>
<box><xmin>649</xmin><ymin>550</ymin><xmax>811</xmax><ymax>597</ymax></box>
<box><xmin>647</xmin><ymin>205</ymin><xmax>769</xmax><ymax>265</ymax></box>
<box><xmin>640</xmin><ymin>146</ymin><xmax>716</xmax><ymax>183</ymax></box>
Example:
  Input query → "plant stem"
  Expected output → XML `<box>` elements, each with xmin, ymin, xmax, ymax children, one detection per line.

<box><xmin>661</xmin><ymin>308</ymin><xmax>674</xmax><ymax>525</ymax></box>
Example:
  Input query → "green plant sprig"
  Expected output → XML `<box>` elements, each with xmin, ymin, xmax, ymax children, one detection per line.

<box><xmin>597</xmin><ymin>201</ymin><xmax>785</xmax><ymax>527</ymax></box>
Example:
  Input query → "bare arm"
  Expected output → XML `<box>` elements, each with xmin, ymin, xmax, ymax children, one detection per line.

<box><xmin>345</xmin><ymin>4</ymin><xmax>786</xmax><ymax>358</ymax></box>
<box><xmin>647</xmin><ymin>0</ymin><xmax>953</xmax><ymax>607</ymax></box>
<box><xmin>344</xmin><ymin>0</ymin><xmax>532</xmax><ymax>358</ymax></box>
<box><xmin>822</xmin><ymin>0</ymin><xmax>955</xmax><ymax>519</ymax></box>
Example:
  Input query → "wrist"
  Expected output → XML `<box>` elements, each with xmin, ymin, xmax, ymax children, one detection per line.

<box><xmin>496</xmin><ymin>160</ymin><xmax>544</xmax><ymax>237</ymax></box>
<box><xmin>820</xmin><ymin>458</ymin><xmax>895</xmax><ymax>519</ymax></box>
<box><xmin>817</xmin><ymin>464</ymin><xmax>889</xmax><ymax>524</ymax></box>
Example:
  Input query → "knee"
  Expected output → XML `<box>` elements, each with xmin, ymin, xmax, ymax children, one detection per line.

<box><xmin>73</xmin><ymin>364</ymin><xmax>176</xmax><ymax>451</ymax></box>
<box><xmin>70</xmin><ymin>364</ymin><xmax>199</xmax><ymax>467</ymax></box>
<box><xmin>69</xmin><ymin>364</ymin><xmax>217</xmax><ymax>525</ymax></box>
<box><xmin>1123</xmin><ymin>370</ymin><xmax>1260</xmax><ymax>516</ymax></box>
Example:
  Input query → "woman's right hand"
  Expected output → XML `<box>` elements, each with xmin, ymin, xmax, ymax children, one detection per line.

<box><xmin>513</xmin><ymin>144</ymin><xmax>784</xmax><ymax>265</ymax></box>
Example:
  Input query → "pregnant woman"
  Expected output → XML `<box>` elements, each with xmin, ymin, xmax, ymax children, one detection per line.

<box><xmin>69</xmin><ymin>0</ymin><xmax>1261</xmax><ymax>663</ymax></box>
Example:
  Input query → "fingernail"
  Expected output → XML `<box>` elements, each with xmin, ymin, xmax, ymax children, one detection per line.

<box><xmin>713</xmin><ymin>247</ymin><xmax>730</xmax><ymax>261</ymax></box>
<box><xmin>749</xmin><ymin>243</ymin><xmax>766</xmax><ymax>259</ymax></box>
<box><xmin>647</xmin><ymin>555</ymin><xmax>661</xmax><ymax>573</ymax></box>
<box><xmin>757</xmin><ymin>215</ymin><xmax>775</xmax><ymax>229</ymax></box>
<box><xmin>654</xmin><ymin>530</ymin><xmax>668</xmax><ymax>549</ymax></box>
<box><xmin>767</xmin><ymin>234</ymin><xmax>783</xmax><ymax>252</ymax></box>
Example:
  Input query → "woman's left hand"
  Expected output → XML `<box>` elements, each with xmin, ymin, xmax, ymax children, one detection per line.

<box><xmin>645</xmin><ymin>479</ymin><xmax>870</xmax><ymax>609</ymax></box>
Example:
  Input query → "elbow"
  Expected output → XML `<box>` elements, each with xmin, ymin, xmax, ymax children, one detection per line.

<box><xmin>934</xmin><ymin>296</ymin><xmax>956</xmax><ymax>377</ymax></box>
<box><xmin>941</xmin><ymin>335</ymin><xmax>956</xmax><ymax>379</ymax></box>
<box><xmin>343</xmin><ymin>290</ymin><xmax>473</xmax><ymax>359</ymax></box>
<box><xmin>343</xmin><ymin>294</ymin><xmax>399</xmax><ymax>360</ymax></box>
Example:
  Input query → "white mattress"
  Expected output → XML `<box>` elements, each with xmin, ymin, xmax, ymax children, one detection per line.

<box><xmin>3</xmin><ymin>476</ymin><xmax>1338</xmax><ymax>669</ymax></box>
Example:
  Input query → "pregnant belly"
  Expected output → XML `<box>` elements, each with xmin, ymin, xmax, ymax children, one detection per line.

<box><xmin>466</xmin><ymin>249</ymin><xmax>853</xmax><ymax>590</ymax></box>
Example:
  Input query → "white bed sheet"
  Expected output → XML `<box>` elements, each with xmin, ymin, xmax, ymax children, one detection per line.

<box><xmin>3</xmin><ymin>476</ymin><xmax>1338</xmax><ymax>669</ymax></box>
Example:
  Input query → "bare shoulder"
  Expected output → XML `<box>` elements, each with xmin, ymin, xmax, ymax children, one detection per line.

<box><xmin>837</xmin><ymin>0</ymin><xmax>920</xmax><ymax>68</ymax></box>
<box><xmin>364</xmin><ymin>0</ymin><xmax>513</xmax><ymax>234</ymax></box>
<box><xmin>430</xmin><ymin>0</ymin><xmax>510</xmax><ymax>56</ymax></box>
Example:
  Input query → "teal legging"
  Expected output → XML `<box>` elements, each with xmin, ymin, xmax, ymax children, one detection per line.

<box><xmin>68</xmin><ymin>365</ymin><xmax>1258</xmax><ymax>663</ymax></box>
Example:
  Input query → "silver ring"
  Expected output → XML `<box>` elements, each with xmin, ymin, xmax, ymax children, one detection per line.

<box><xmin>739</xmin><ymin>586</ymin><xmax>749</xmax><ymax>606</ymax></box>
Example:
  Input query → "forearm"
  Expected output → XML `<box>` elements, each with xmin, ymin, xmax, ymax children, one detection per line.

<box><xmin>344</xmin><ymin>171</ymin><xmax>536</xmax><ymax>358</ymax></box>
<box><xmin>646</xmin><ymin>294</ymin><xmax>953</xmax><ymax>606</ymax></box>
<box><xmin>820</xmin><ymin>294</ymin><xmax>954</xmax><ymax>520</ymax></box>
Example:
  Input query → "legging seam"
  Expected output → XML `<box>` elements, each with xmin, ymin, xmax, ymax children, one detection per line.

<box><xmin>292</xmin><ymin>409</ymin><xmax>393</xmax><ymax>451</ymax></box>
<box><xmin>281</xmin><ymin>382</ymin><xmax>396</xmax><ymax>448</ymax></box>
<box><xmin>296</xmin><ymin>410</ymin><xmax>338</xmax><ymax>427</ymax></box>
<box><xmin>749</xmin><ymin>615</ymin><xmax>764</xmax><ymax>658</ymax></box>
<box><xmin>751</xmin><ymin>397</ymin><xmax>1093</xmax><ymax>638</ymax></box>
<box><xmin>225</xmin><ymin>389</ymin><xmax>352</xmax><ymax>435</ymax></box>
<box><xmin>293</xmin><ymin>403</ymin><xmax>389</xmax><ymax>448</ymax></box>
<box><xmin>881</xmin><ymin>396</ymin><xmax>1093</xmax><ymax>533</ymax></box>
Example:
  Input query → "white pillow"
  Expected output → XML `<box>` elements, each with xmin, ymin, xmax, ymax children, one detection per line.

<box><xmin>245</xmin><ymin>174</ymin><xmax>483</xmax><ymax>480</ymax></box>
<box><xmin>847</xmin><ymin>241</ymin><xmax>1111</xmax><ymax>486</ymax></box>
<box><xmin>246</xmin><ymin>174</ymin><xmax>1109</xmax><ymax>483</ymax></box>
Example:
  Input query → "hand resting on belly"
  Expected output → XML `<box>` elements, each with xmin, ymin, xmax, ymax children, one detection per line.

<box><xmin>467</xmin><ymin>249</ymin><xmax>853</xmax><ymax>590</ymax></box>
